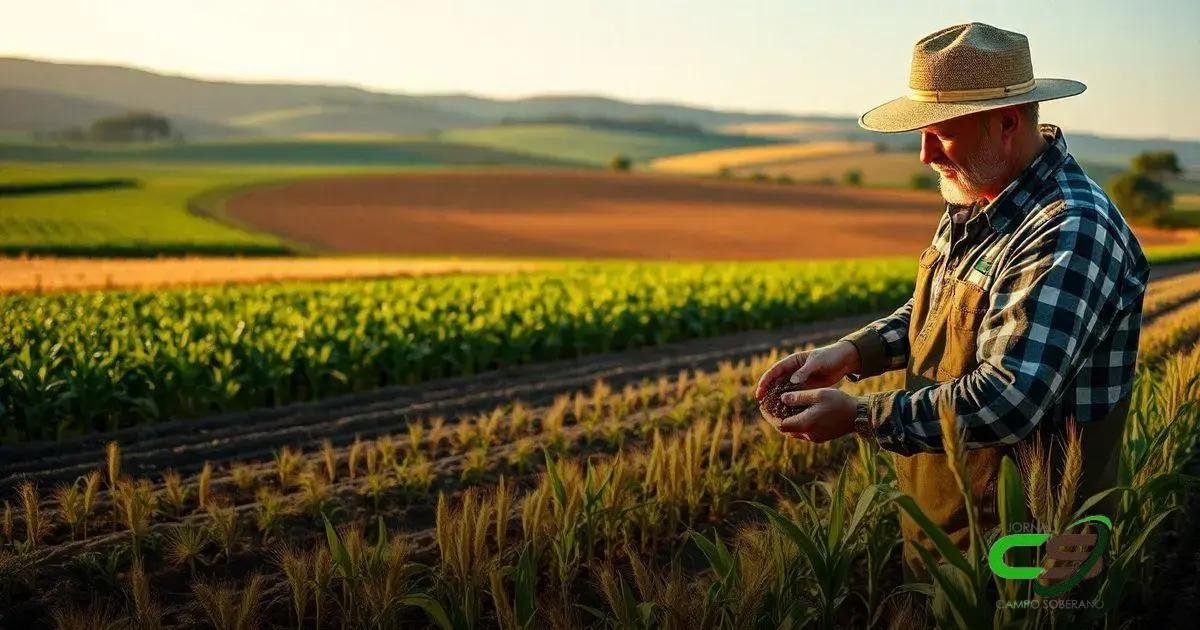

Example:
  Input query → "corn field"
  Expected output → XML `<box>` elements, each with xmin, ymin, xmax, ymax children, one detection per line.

<box><xmin>0</xmin><ymin>260</ymin><xmax>914</xmax><ymax>442</ymax></box>
<box><xmin>1</xmin><ymin>265</ymin><xmax>1198</xmax><ymax>628</ymax></box>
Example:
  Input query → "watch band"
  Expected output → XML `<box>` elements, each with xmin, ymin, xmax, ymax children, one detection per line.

<box><xmin>852</xmin><ymin>398</ymin><xmax>874</xmax><ymax>441</ymax></box>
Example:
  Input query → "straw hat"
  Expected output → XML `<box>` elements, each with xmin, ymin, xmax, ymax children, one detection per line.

<box><xmin>860</xmin><ymin>22</ymin><xmax>1086</xmax><ymax>133</ymax></box>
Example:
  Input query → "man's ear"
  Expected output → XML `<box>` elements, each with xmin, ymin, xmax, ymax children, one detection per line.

<box><xmin>998</xmin><ymin>106</ymin><xmax>1022</xmax><ymax>140</ymax></box>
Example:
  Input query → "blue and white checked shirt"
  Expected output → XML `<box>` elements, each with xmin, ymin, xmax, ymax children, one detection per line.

<box><xmin>840</xmin><ymin>124</ymin><xmax>1150</xmax><ymax>455</ymax></box>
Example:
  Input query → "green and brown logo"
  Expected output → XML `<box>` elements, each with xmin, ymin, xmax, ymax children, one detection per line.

<box><xmin>988</xmin><ymin>515</ymin><xmax>1112</xmax><ymax>597</ymax></box>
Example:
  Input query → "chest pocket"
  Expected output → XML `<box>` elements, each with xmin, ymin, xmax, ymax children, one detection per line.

<box><xmin>937</xmin><ymin>279</ymin><xmax>988</xmax><ymax>381</ymax></box>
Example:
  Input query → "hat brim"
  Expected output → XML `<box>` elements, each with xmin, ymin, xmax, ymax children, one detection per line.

<box><xmin>859</xmin><ymin>78</ymin><xmax>1086</xmax><ymax>133</ymax></box>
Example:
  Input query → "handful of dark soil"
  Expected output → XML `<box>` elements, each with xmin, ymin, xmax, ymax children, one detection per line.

<box><xmin>759</xmin><ymin>377</ymin><xmax>811</xmax><ymax>428</ymax></box>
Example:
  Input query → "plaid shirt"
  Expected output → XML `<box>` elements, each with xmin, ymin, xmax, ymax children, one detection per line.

<box><xmin>840</xmin><ymin>124</ymin><xmax>1150</xmax><ymax>455</ymax></box>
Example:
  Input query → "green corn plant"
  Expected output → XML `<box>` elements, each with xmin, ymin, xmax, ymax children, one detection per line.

<box><xmin>542</xmin><ymin>450</ymin><xmax>617</xmax><ymax>590</ymax></box>
<box><xmin>489</xmin><ymin>542</ymin><xmax>538</xmax><ymax>630</ymax></box>
<box><xmin>746</xmin><ymin>464</ymin><xmax>883</xmax><ymax>630</ymax></box>
<box><xmin>322</xmin><ymin>514</ymin><xmax>450</xmax><ymax>629</ymax></box>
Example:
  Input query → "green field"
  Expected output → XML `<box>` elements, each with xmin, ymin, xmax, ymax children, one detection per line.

<box><xmin>440</xmin><ymin>124</ymin><xmax>776</xmax><ymax>166</ymax></box>
<box><xmin>0</xmin><ymin>258</ymin><xmax>916</xmax><ymax>442</ymax></box>
<box><xmin>0</xmin><ymin>137</ymin><xmax>582</xmax><ymax>167</ymax></box>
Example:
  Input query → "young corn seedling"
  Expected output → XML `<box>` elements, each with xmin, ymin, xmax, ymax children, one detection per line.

<box><xmin>359</xmin><ymin>469</ymin><xmax>396</xmax><ymax>514</ymax></box>
<box><xmin>490</xmin><ymin>542</ymin><xmax>539</xmax><ymax>630</ymax></box>
<box><xmin>105</xmin><ymin>441</ymin><xmax>121</xmax><ymax>490</ymax></box>
<box><xmin>395</xmin><ymin>456</ymin><xmax>434</xmax><ymax>500</ymax></box>
<box><xmin>16</xmin><ymin>482</ymin><xmax>45</xmax><ymax>553</ymax></box>
<box><xmin>461</xmin><ymin>447</ymin><xmax>489</xmax><ymax>484</ymax></box>
<box><xmin>206</xmin><ymin>503</ymin><xmax>241</xmax><ymax>562</ymax></box>
<box><xmin>53</xmin><ymin>480</ymin><xmax>86</xmax><ymax>542</ymax></box>
<box><xmin>376</xmin><ymin>434</ymin><xmax>398</xmax><ymax>467</ymax></box>
<box><xmin>115</xmin><ymin>479</ymin><xmax>157</xmax><ymax>560</ymax></box>
<box><xmin>254</xmin><ymin>487</ymin><xmax>291</xmax><ymax>542</ymax></box>
<box><xmin>160</xmin><ymin>469</ymin><xmax>191</xmax><ymax>517</ymax></box>
<box><xmin>406</xmin><ymin>423</ymin><xmax>425</xmax><ymax>457</ymax></box>
<box><xmin>275</xmin><ymin>446</ymin><xmax>303</xmax><ymax>488</ymax></box>
<box><xmin>191</xmin><ymin>573</ymin><xmax>266</xmax><ymax>630</ymax></box>
<box><xmin>229</xmin><ymin>463</ymin><xmax>257</xmax><ymax>494</ymax></box>
<box><xmin>322</xmin><ymin>438</ymin><xmax>338</xmax><ymax>483</ymax></box>
<box><xmin>747</xmin><ymin>463</ymin><xmax>882</xmax><ymax>630</ymax></box>
<box><xmin>166</xmin><ymin>522</ymin><xmax>210</xmax><ymax>575</ymax></box>
<box><xmin>348</xmin><ymin>436</ymin><xmax>364</xmax><ymax>480</ymax></box>
<box><xmin>198</xmin><ymin>461</ymin><xmax>214</xmax><ymax>512</ymax></box>
<box><xmin>298</xmin><ymin>471</ymin><xmax>334</xmax><ymax>517</ymax></box>
<box><xmin>1</xmin><ymin>501</ymin><xmax>13</xmax><ymax>543</ymax></box>
<box><xmin>128</xmin><ymin>559</ymin><xmax>163</xmax><ymax>630</ymax></box>
<box><xmin>275</xmin><ymin>544</ymin><xmax>312</xmax><ymax>628</ymax></box>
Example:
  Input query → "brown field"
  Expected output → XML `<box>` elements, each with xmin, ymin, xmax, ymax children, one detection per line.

<box><xmin>225</xmin><ymin>169</ymin><xmax>1190</xmax><ymax>260</ymax></box>
<box><xmin>0</xmin><ymin>257</ymin><xmax>552</xmax><ymax>293</ymax></box>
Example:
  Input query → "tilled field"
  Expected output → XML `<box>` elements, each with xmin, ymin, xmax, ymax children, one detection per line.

<box><xmin>2</xmin><ymin>263</ymin><xmax>1199</xmax><ymax>628</ymax></box>
<box><xmin>224</xmin><ymin>169</ymin><xmax>1193</xmax><ymax>259</ymax></box>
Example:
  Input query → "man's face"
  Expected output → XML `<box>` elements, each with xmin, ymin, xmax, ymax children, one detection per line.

<box><xmin>919</xmin><ymin>111</ymin><xmax>1011</xmax><ymax>205</ymax></box>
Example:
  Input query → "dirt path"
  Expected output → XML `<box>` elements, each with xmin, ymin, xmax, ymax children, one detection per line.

<box><xmin>3</xmin><ymin>260</ymin><xmax>1198</xmax><ymax>490</ymax></box>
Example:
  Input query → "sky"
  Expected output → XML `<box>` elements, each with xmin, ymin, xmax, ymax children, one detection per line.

<box><xmin>3</xmin><ymin>0</ymin><xmax>1198</xmax><ymax>140</ymax></box>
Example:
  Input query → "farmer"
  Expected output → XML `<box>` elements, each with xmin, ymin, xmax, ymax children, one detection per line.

<box><xmin>754</xmin><ymin>22</ymin><xmax>1149</xmax><ymax>575</ymax></box>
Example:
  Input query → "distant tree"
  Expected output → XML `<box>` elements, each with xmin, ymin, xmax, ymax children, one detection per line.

<box><xmin>609</xmin><ymin>153</ymin><xmax>632</xmax><ymax>172</ymax></box>
<box><xmin>716</xmin><ymin>165</ymin><xmax>732</xmax><ymax>178</ymax></box>
<box><xmin>1107</xmin><ymin>170</ymin><xmax>1173</xmax><ymax>225</ymax></box>
<box><xmin>750</xmin><ymin>172</ymin><xmax>770</xmax><ymax>182</ymax></box>
<box><xmin>89</xmin><ymin>112</ymin><xmax>172</xmax><ymax>142</ymax></box>
<box><xmin>842</xmin><ymin>169</ymin><xmax>863</xmax><ymax>186</ymax></box>
<box><xmin>1131</xmin><ymin>150</ymin><xmax>1182</xmax><ymax>180</ymax></box>
<box><xmin>775</xmin><ymin>174</ymin><xmax>795</xmax><ymax>185</ymax></box>
<box><xmin>872</xmin><ymin>141</ymin><xmax>888</xmax><ymax>153</ymax></box>
<box><xmin>910</xmin><ymin>173</ymin><xmax>937</xmax><ymax>191</ymax></box>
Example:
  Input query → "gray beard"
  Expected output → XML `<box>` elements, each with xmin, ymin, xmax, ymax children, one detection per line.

<box><xmin>935</xmin><ymin>144</ymin><xmax>1009</xmax><ymax>205</ymax></box>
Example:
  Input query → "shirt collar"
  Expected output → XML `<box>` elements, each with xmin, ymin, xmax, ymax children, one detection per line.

<box><xmin>947</xmin><ymin>123</ymin><xmax>1070</xmax><ymax>234</ymax></box>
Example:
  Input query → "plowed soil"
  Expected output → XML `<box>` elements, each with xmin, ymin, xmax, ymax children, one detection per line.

<box><xmin>222</xmin><ymin>169</ymin><xmax>1195</xmax><ymax>259</ymax></box>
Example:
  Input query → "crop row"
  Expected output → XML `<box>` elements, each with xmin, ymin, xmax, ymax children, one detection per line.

<box><xmin>3</xmin><ymin>314</ymin><xmax>1199</xmax><ymax>627</ymax></box>
<box><xmin>0</xmin><ymin>260</ymin><xmax>914</xmax><ymax>442</ymax></box>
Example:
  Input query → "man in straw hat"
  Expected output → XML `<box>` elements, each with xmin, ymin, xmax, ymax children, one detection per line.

<box><xmin>755</xmin><ymin>22</ymin><xmax>1149</xmax><ymax>577</ymax></box>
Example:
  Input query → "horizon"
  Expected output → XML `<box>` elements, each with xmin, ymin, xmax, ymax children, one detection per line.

<box><xmin>2</xmin><ymin>0</ymin><xmax>1198</xmax><ymax>142</ymax></box>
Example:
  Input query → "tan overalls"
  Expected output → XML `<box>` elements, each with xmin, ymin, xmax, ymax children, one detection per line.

<box><xmin>897</xmin><ymin>239</ymin><xmax>1130</xmax><ymax>577</ymax></box>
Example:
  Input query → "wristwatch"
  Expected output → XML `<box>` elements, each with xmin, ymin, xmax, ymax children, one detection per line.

<box><xmin>852</xmin><ymin>398</ymin><xmax>874</xmax><ymax>441</ymax></box>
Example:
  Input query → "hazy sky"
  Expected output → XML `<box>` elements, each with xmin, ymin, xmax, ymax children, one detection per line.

<box><xmin>3</xmin><ymin>0</ymin><xmax>1198</xmax><ymax>140</ymax></box>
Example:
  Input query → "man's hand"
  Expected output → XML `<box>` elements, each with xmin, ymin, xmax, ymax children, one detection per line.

<box><xmin>776</xmin><ymin>388</ymin><xmax>857</xmax><ymax>443</ymax></box>
<box><xmin>753</xmin><ymin>340</ymin><xmax>861</xmax><ymax>402</ymax></box>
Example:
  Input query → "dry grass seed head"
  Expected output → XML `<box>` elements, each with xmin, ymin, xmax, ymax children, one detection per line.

<box><xmin>192</xmin><ymin>573</ymin><xmax>265</xmax><ymax>630</ymax></box>
<box><xmin>198</xmin><ymin>462</ymin><xmax>214</xmax><ymax>511</ymax></box>
<box><xmin>105</xmin><ymin>441</ymin><xmax>121</xmax><ymax>489</ymax></box>
<box><xmin>18</xmin><ymin>481</ymin><xmax>45</xmax><ymax>550</ymax></box>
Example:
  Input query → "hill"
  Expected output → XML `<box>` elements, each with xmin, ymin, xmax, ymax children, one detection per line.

<box><xmin>439</xmin><ymin>124</ymin><xmax>776</xmax><ymax>166</ymax></box>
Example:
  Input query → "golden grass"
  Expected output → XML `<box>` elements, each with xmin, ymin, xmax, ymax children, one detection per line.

<box><xmin>0</xmin><ymin>257</ymin><xmax>556</xmax><ymax>294</ymax></box>
<box><xmin>649</xmin><ymin>141</ymin><xmax>874</xmax><ymax>175</ymax></box>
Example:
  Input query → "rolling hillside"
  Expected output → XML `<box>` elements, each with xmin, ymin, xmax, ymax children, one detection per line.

<box><xmin>439</xmin><ymin>124</ymin><xmax>776</xmax><ymax>166</ymax></box>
